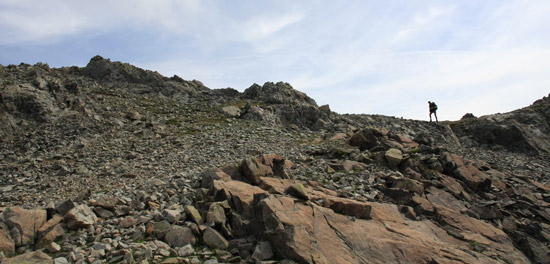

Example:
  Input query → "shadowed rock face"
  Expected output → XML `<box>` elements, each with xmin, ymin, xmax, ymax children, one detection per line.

<box><xmin>450</xmin><ymin>95</ymin><xmax>550</xmax><ymax>155</ymax></box>
<box><xmin>0</xmin><ymin>57</ymin><xmax>549</xmax><ymax>263</ymax></box>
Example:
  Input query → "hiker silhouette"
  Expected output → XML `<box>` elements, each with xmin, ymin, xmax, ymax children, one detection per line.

<box><xmin>428</xmin><ymin>101</ymin><xmax>438</xmax><ymax>122</ymax></box>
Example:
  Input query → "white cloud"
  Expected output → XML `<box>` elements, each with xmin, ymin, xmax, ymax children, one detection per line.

<box><xmin>0</xmin><ymin>0</ymin><xmax>212</xmax><ymax>45</ymax></box>
<box><xmin>0</xmin><ymin>1</ymin><xmax>88</xmax><ymax>44</ymax></box>
<box><xmin>244</xmin><ymin>13</ymin><xmax>303</xmax><ymax>40</ymax></box>
<box><xmin>392</xmin><ymin>4</ymin><xmax>457</xmax><ymax>45</ymax></box>
<box><xmin>2</xmin><ymin>0</ymin><xmax>550</xmax><ymax>122</ymax></box>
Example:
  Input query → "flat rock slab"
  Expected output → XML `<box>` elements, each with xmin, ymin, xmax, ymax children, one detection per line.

<box><xmin>258</xmin><ymin>195</ymin><xmax>529</xmax><ymax>264</ymax></box>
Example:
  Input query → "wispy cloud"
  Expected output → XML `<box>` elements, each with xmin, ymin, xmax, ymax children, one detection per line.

<box><xmin>1</xmin><ymin>0</ymin><xmax>549</xmax><ymax>121</ymax></box>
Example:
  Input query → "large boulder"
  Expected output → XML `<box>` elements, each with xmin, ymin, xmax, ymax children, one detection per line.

<box><xmin>1</xmin><ymin>250</ymin><xmax>52</xmax><ymax>264</ymax></box>
<box><xmin>441</xmin><ymin>152</ymin><xmax>491</xmax><ymax>192</ymax></box>
<box><xmin>385</xmin><ymin>148</ymin><xmax>403</xmax><ymax>168</ymax></box>
<box><xmin>211</xmin><ymin>179</ymin><xmax>267</xmax><ymax>218</ymax></box>
<box><xmin>3</xmin><ymin>207</ymin><xmax>47</xmax><ymax>247</ymax></box>
<box><xmin>164</xmin><ymin>226</ymin><xmax>196</xmax><ymax>247</ymax></box>
<box><xmin>64</xmin><ymin>205</ymin><xmax>97</xmax><ymax>230</ymax></box>
<box><xmin>0</xmin><ymin>229</ymin><xmax>15</xmax><ymax>256</ymax></box>
<box><xmin>202</xmin><ymin>227</ymin><xmax>229</xmax><ymax>249</ymax></box>
<box><xmin>243</xmin><ymin>82</ymin><xmax>317</xmax><ymax>106</ymax></box>
<box><xmin>347</xmin><ymin>128</ymin><xmax>381</xmax><ymax>151</ymax></box>
<box><xmin>239</xmin><ymin>154</ymin><xmax>291</xmax><ymax>185</ymax></box>
<box><xmin>1</xmin><ymin>84</ymin><xmax>60</xmax><ymax>122</ymax></box>
<box><xmin>241</xmin><ymin>82</ymin><xmax>332</xmax><ymax>129</ymax></box>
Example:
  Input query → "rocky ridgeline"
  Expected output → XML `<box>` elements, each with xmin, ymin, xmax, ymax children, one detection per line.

<box><xmin>0</xmin><ymin>56</ymin><xmax>549</xmax><ymax>263</ymax></box>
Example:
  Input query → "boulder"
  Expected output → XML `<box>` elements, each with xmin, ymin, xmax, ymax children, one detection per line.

<box><xmin>211</xmin><ymin>179</ymin><xmax>267</xmax><ymax>218</ymax></box>
<box><xmin>90</xmin><ymin>196</ymin><xmax>118</xmax><ymax>210</ymax></box>
<box><xmin>178</xmin><ymin>244</ymin><xmax>195</xmax><ymax>257</ymax></box>
<box><xmin>242</xmin><ymin>82</ymin><xmax>317</xmax><ymax>106</ymax></box>
<box><xmin>3</xmin><ymin>207</ymin><xmax>47</xmax><ymax>246</ymax></box>
<box><xmin>1</xmin><ymin>83</ymin><xmax>60</xmax><ymax>122</ymax></box>
<box><xmin>323</xmin><ymin>197</ymin><xmax>371</xmax><ymax>220</ymax></box>
<box><xmin>240</xmin><ymin>158</ymin><xmax>272</xmax><ymax>185</ymax></box>
<box><xmin>119</xmin><ymin>216</ymin><xmax>137</xmax><ymax>228</ymax></box>
<box><xmin>390</xmin><ymin>177</ymin><xmax>424</xmax><ymax>195</ymax></box>
<box><xmin>201</xmin><ymin>168</ymin><xmax>233</xmax><ymax>188</ymax></box>
<box><xmin>164</xmin><ymin>226</ymin><xmax>196</xmax><ymax>247</ymax></box>
<box><xmin>203</xmin><ymin>227</ymin><xmax>229</xmax><ymax>249</ymax></box>
<box><xmin>1</xmin><ymin>250</ymin><xmax>52</xmax><ymax>264</ymax></box>
<box><xmin>184</xmin><ymin>205</ymin><xmax>203</xmax><ymax>225</ymax></box>
<box><xmin>37</xmin><ymin>214</ymin><xmax>64</xmax><ymax>238</ymax></box>
<box><xmin>251</xmin><ymin>241</ymin><xmax>274</xmax><ymax>261</ymax></box>
<box><xmin>441</xmin><ymin>153</ymin><xmax>491</xmax><ymax>192</ymax></box>
<box><xmin>55</xmin><ymin>199</ymin><xmax>76</xmax><ymax>216</ymax></box>
<box><xmin>37</xmin><ymin>223</ymin><xmax>65</xmax><ymax>248</ymax></box>
<box><xmin>146</xmin><ymin>220</ymin><xmax>171</xmax><ymax>239</ymax></box>
<box><xmin>206</xmin><ymin>202</ymin><xmax>227</xmax><ymax>225</ymax></box>
<box><xmin>221</xmin><ymin>105</ymin><xmax>241</xmax><ymax>117</ymax></box>
<box><xmin>385</xmin><ymin>148</ymin><xmax>403</xmax><ymax>168</ymax></box>
<box><xmin>0</xmin><ymin>229</ymin><xmax>15</xmax><ymax>256</ymax></box>
<box><xmin>162</xmin><ymin>209</ymin><xmax>181</xmax><ymax>224</ymax></box>
<box><xmin>239</xmin><ymin>154</ymin><xmax>292</xmax><ymax>185</ymax></box>
<box><xmin>285</xmin><ymin>183</ymin><xmax>309</xmax><ymax>200</ymax></box>
<box><xmin>64</xmin><ymin>204</ymin><xmax>98</xmax><ymax>230</ymax></box>
<box><xmin>347</xmin><ymin>129</ymin><xmax>379</xmax><ymax>151</ymax></box>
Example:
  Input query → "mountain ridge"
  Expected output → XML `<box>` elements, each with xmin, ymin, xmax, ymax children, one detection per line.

<box><xmin>0</xmin><ymin>56</ymin><xmax>549</xmax><ymax>263</ymax></box>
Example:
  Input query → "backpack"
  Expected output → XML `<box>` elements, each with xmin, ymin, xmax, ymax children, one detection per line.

<box><xmin>430</xmin><ymin>102</ymin><xmax>438</xmax><ymax>111</ymax></box>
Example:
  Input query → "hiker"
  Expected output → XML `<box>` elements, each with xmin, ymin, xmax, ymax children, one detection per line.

<box><xmin>428</xmin><ymin>101</ymin><xmax>438</xmax><ymax>122</ymax></box>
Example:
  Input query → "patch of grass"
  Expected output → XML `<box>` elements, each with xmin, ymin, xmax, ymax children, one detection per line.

<box><xmin>410</xmin><ymin>147</ymin><xmax>421</xmax><ymax>153</ymax></box>
<box><xmin>467</xmin><ymin>240</ymin><xmax>486</xmax><ymax>253</ymax></box>
<box><xmin>499</xmin><ymin>257</ymin><xmax>513</xmax><ymax>264</ymax></box>
<box><xmin>165</xmin><ymin>118</ymin><xmax>180</xmax><ymax>126</ymax></box>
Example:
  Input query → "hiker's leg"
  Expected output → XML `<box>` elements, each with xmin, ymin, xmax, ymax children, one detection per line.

<box><xmin>435</xmin><ymin>112</ymin><xmax>438</xmax><ymax>122</ymax></box>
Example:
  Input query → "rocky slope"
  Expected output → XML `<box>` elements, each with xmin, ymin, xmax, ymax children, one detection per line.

<box><xmin>0</xmin><ymin>56</ymin><xmax>549</xmax><ymax>263</ymax></box>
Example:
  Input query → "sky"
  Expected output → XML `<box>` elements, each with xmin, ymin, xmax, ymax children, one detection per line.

<box><xmin>1</xmin><ymin>0</ymin><xmax>549</xmax><ymax>121</ymax></box>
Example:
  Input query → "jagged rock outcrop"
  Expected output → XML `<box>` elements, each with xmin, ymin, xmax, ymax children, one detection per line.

<box><xmin>451</xmin><ymin>94</ymin><xmax>550</xmax><ymax>155</ymax></box>
<box><xmin>83</xmin><ymin>55</ymin><xmax>209</xmax><ymax>97</ymax></box>
<box><xmin>243</xmin><ymin>82</ymin><xmax>317</xmax><ymax>106</ymax></box>
<box><xmin>240</xmin><ymin>82</ymin><xmax>333</xmax><ymax>129</ymax></box>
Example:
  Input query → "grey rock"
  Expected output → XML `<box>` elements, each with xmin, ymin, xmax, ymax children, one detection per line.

<box><xmin>203</xmin><ymin>227</ymin><xmax>229</xmax><ymax>249</ymax></box>
<box><xmin>184</xmin><ymin>205</ymin><xmax>202</xmax><ymax>225</ymax></box>
<box><xmin>221</xmin><ymin>105</ymin><xmax>241</xmax><ymax>117</ymax></box>
<box><xmin>385</xmin><ymin>148</ymin><xmax>403</xmax><ymax>168</ymax></box>
<box><xmin>206</xmin><ymin>202</ymin><xmax>226</xmax><ymax>225</ymax></box>
<box><xmin>55</xmin><ymin>199</ymin><xmax>76</xmax><ymax>216</ymax></box>
<box><xmin>177</xmin><ymin>244</ymin><xmax>194</xmax><ymax>257</ymax></box>
<box><xmin>54</xmin><ymin>257</ymin><xmax>70</xmax><ymax>264</ymax></box>
<box><xmin>162</xmin><ymin>209</ymin><xmax>181</xmax><ymax>224</ymax></box>
<box><xmin>251</xmin><ymin>241</ymin><xmax>274</xmax><ymax>261</ymax></box>
<box><xmin>64</xmin><ymin>204</ymin><xmax>97</xmax><ymax>229</ymax></box>
<box><xmin>164</xmin><ymin>226</ymin><xmax>196</xmax><ymax>247</ymax></box>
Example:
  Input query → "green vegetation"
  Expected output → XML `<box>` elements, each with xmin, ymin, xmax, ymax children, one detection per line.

<box><xmin>410</xmin><ymin>147</ymin><xmax>421</xmax><ymax>153</ymax></box>
<box><xmin>165</xmin><ymin>118</ymin><xmax>179</xmax><ymax>126</ymax></box>
<box><xmin>467</xmin><ymin>240</ymin><xmax>486</xmax><ymax>253</ymax></box>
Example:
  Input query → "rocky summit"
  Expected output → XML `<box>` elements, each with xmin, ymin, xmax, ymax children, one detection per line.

<box><xmin>0</xmin><ymin>56</ymin><xmax>549</xmax><ymax>264</ymax></box>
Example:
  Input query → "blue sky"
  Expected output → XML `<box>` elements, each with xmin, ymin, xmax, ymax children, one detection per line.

<box><xmin>1</xmin><ymin>0</ymin><xmax>549</xmax><ymax>121</ymax></box>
